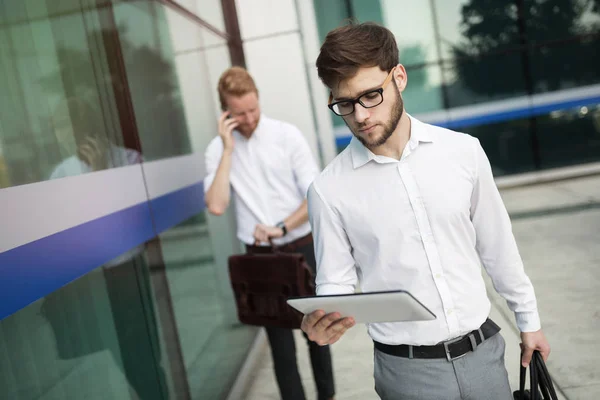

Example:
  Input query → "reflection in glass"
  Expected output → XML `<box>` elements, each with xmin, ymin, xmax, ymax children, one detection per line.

<box><xmin>49</xmin><ymin>98</ymin><xmax>141</xmax><ymax>179</ymax></box>
<box><xmin>404</xmin><ymin>63</ymin><xmax>445</xmax><ymax>114</ymax></box>
<box><xmin>529</xmin><ymin>38</ymin><xmax>600</xmax><ymax>93</ymax></box>
<box><xmin>113</xmin><ymin>2</ymin><xmax>192</xmax><ymax>161</ymax></box>
<box><xmin>443</xmin><ymin>54</ymin><xmax>527</xmax><ymax>108</ymax></box>
<box><xmin>381</xmin><ymin>0</ymin><xmax>439</xmax><ymax>65</ymax></box>
<box><xmin>523</xmin><ymin>0</ymin><xmax>600</xmax><ymax>41</ymax></box>
<box><xmin>0</xmin><ymin>2</ymin><xmax>134</xmax><ymax>189</ymax></box>
<box><xmin>536</xmin><ymin>103</ymin><xmax>600</xmax><ymax>169</ymax></box>
<box><xmin>434</xmin><ymin>0</ymin><xmax>520</xmax><ymax>59</ymax></box>
<box><xmin>456</xmin><ymin>118</ymin><xmax>536</xmax><ymax>176</ymax></box>
<box><xmin>0</xmin><ymin>260</ymin><xmax>166</xmax><ymax>400</ymax></box>
<box><xmin>156</xmin><ymin>215</ymin><xmax>257</xmax><ymax>399</ymax></box>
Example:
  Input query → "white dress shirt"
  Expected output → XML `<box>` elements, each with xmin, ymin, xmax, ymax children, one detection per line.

<box><xmin>204</xmin><ymin>115</ymin><xmax>320</xmax><ymax>246</ymax></box>
<box><xmin>307</xmin><ymin>115</ymin><xmax>540</xmax><ymax>346</ymax></box>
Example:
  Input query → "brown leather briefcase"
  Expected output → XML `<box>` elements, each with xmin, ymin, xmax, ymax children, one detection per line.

<box><xmin>228</xmin><ymin>248</ymin><xmax>315</xmax><ymax>329</ymax></box>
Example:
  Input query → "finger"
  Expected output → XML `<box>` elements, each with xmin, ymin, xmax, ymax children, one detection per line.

<box><xmin>303</xmin><ymin>310</ymin><xmax>326</xmax><ymax>330</ymax></box>
<box><xmin>521</xmin><ymin>346</ymin><xmax>534</xmax><ymax>367</ymax></box>
<box><xmin>316</xmin><ymin>318</ymin><xmax>354</xmax><ymax>346</ymax></box>
<box><xmin>88</xmin><ymin>138</ymin><xmax>103</xmax><ymax>155</ymax></box>
<box><xmin>326</xmin><ymin>330</ymin><xmax>346</xmax><ymax>346</ymax></box>
<box><xmin>540</xmin><ymin>346</ymin><xmax>551</xmax><ymax>362</ymax></box>
<box><xmin>219</xmin><ymin>111</ymin><xmax>230</xmax><ymax>125</ymax></box>
<box><xmin>315</xmin><ymin>312</ymin><xmax>342</xmax><ymax>332</ymax></box>
<box><xmin>224</xmin><ymin>120</ymin><xmax>239</xmax><ymax>133</ymax></box>
<box><xmin>78</xmin><ymin>146</ymin><xmax>94</xmax><ymax>160</ymax></box>
<box><xmin>327</xmin><ymin>316</ymin><xmax>355</xmax><ymax>336</ymax></box>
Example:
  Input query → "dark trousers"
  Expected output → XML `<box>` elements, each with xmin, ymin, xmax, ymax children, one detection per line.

<box><xmin>247</xmin><ymin>237</ymin><xmax>335</xmax><ymax>400</ymax></box>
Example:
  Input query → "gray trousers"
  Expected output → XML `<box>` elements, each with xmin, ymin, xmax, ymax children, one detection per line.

<box><xmin>374</xmin><ymin>332</ymin><xmax>512</xmax><ymax>400</ymax></box>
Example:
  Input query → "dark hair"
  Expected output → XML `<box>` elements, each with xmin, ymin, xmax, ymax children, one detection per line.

<box><xmin>316</xmin><ymin>21</ymin><xmax>399</xmax><ymax>89</ymax></box>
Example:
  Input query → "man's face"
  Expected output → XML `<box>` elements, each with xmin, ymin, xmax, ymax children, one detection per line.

<box><xmin>332</xmin><ymin>66</ymin><xmax>405</xmax><ymax>150</ymax></box>
<box><xmin>225</xmin><ymin>92</ymin><xmax>261</xmax><ymax>136</ymax></box>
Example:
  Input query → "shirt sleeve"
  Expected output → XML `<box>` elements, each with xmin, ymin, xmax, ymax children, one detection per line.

<box><xmin>470</xmin><ymin>138</ymin><xmax>541</xmax><ymax>332</ymax></box>
<box><xmin>288</xmin><ymin>126</ymin><xmax>320</xmax><ymax>198</ymax></box>
<box><xmin>203</xmin><ymin>138</ymin><xmax>223</xmax><ymax>194</ymax></box>
<box><xmin>307</xmin><ymin>182</ymin><xmax>357</xmax><ymax>295</ymax></box>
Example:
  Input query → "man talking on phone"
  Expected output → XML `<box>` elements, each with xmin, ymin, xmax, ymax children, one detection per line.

<box><xmin>203</xmin><ymin>67</ymin><xmax>336</xmax><ymax>400</ymax></box>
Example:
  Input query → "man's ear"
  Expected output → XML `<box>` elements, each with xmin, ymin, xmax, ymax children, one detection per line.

<box><xmin>393</xmin><ymin>64</ymin><xmax>408</xmax><ymax>92</ymax></box>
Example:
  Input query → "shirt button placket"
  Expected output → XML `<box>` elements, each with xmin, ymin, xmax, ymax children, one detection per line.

<box><xmin>398</xmin><ymin>163</ymin><xmax>460</xmax><ymax>334</ymax></box>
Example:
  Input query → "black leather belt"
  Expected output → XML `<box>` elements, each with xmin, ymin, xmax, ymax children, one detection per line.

<box><xmin>374</xmin><ymin>318</ymin><xmax>501</xmax><ymax>362</ymax></box>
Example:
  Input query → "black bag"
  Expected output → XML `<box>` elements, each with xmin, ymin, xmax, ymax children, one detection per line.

<box><xmin>513</xmin><ymin>351</ymin><xmax>558</xmax><ymax>400</ymax></box>
<box><xmin>228</xmin><ymin>247</ymin><xmax>315</xmax><ymax>329</ymax></box>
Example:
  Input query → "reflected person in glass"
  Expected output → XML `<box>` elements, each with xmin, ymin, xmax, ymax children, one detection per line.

<box><xmin>45</xmin><ymin>97</ymin><xmax>167</xmax><ymax>400</ymax></box>
<box><xmin>204</xmin><ymin>67</ymin><xmax>336</xmax><ymax>400</ymax></box>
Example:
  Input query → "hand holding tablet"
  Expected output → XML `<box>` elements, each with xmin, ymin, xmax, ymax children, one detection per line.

<box><xmin>291</xmin><ymin>290</ymin><xmax>436</xmax><ymax>346</ymax></box>
<box><xmin>288</xmin><ymin>290</ymin><xmax>436</xmax><ymax>324</ymax></box>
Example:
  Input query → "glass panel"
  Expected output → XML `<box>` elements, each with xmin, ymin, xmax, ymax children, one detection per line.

<box><xmin>381</xmin><ymin>0</ymin><xmax>439</xmax><ymax>65</ymax></box>
<box><xmin>194</xmin><ymin>0</ymin><xmax>226</xmax><ymax>34</ymax></box>
<box><xmin>169</xmin><ymin>0</ymin><xmax>227</xmax><ymax>35</ymax></box>
<box><xmin>434</xmin><ymin>0</ymin><xmax>521</xmax><ymax>60</ymax></box>
<box><xmin>350</xmin><ymin>0</ymin><xmax>385</xmax><ymax>25</ymax></box>
<box><xmin>536</xmin><ymin>103</ymin><xmax>600</xmax><ymax>169</ymax></box>
<box><xmin>455</xmin><ymin>118</ymin><xmax>536</xmax><ymax>176</ymax></box>
<box><xmin>529</xmin><ymin>36</ymin><xmax>600</xmax><ymax>93</ymax></box>
<box><xmin>0</xmin><ymin>1</ymin><xmax>134</xmax><ymax>189</ymax></box>
<box><xmin>523</xmin><ymin>0</ymin><xmax>600</xmax><ymax>41</ymax></box>
<box><xmin>0</xmin><ymin>254</ymin><xmax>165</xmax><ymax>400</ymax></box>
<box><xmin>156</xmin><ymin>216</ymin><xmax>256</xmax><ymax>399</ymax></box>
<box><xmin>113</xmin><ymin>3</ymin><xmax>258</xmax><ymax>399</ymax></box>
<box><xmin>312</xmin><ymin>0</ymin><xmax>349</xmax><ymax>43</ymax></box>
<box><xmin>112</xmin><ymin>1</ymin><xmax>191</xmax><ymax>161</ymax></box>
<box><xmin>443</xmin><ymin>53</ymin><xmax>527</xmax><ymax>108</ymax></box>
<box><xmin>404</xmin><ymin>64</ymin><xmax>445</xmax><ymax>114</ymax></box>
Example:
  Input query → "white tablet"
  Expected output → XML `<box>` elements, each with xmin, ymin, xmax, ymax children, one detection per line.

<box><xmin>287</xmin><ymin>290</ymin><xmax>436</xmax><ymax>324</ymax></box>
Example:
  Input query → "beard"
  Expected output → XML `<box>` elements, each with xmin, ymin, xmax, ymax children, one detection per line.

<box><xmin>350</xmin><ymin>94</ymin><xmax>404</xmax><ymax>150</ymax></box>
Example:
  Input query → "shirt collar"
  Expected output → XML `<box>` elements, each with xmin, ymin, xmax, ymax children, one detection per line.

<box><xmin>351</xmin><ymin>114</ymin><xmax>434</xmax><ymax>169</ymax></box>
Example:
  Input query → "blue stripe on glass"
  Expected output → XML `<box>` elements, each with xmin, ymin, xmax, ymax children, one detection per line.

<box><xmin>151</xmin><ymin>182</ymin><xmax>205</xmax><ymax>234</ymax></box>
<box><xmin>0</xmin><ymin>181</ymin><xmax>205</xmax><ymax>320</ymax></box>
<box><xmin>335</xmin><ymin>96</ymin><xmax>600</xmax><ymax>147</ymax></box>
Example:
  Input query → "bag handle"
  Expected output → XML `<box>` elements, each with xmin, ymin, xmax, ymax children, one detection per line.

<box><xmin>517</xmin><ymin>350</ymin><xmax>558</xmax><ymax>400</ymax></box>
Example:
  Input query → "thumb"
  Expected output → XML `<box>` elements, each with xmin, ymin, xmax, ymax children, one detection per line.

<box><xmin>521</xmin><ymin>346</ymin><xmax>534</xmax><ymax>368</ymax></box>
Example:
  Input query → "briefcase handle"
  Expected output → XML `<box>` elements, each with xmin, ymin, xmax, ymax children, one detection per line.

<box><xmin>514</xmin><ymin>351</ymin><xmax>558</xmax><ymax>400</ymax></box>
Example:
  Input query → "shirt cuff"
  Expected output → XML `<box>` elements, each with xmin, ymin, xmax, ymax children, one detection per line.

<box><xmin>316</xmin><ymin>283</ymin><xmax>355</xmax><ymax>296</ymax></box>
<box><xmin>515</xmin><ymin>311</ymin><xmax>541</xmax><ymax>332</ymax></box>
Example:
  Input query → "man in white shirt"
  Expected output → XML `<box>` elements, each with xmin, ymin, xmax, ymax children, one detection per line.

<box><xmin>204</xmin><ymin>67</ymin><xmax>335</xmax><ymax>400</ymax></box>
<box><xmin>301</xmin><ymin>22</ymin><xmax>551</xmax><ymax>399</ymax></box>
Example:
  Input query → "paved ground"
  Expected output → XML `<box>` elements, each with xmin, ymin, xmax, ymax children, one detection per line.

<box><xmin>245</xmin><ymin>175</ymin><xmax>600</xmax><ymax>400</ymax></box>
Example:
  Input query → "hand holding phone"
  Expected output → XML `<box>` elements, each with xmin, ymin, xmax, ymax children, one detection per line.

<box><xmin>218</xmin><ymin>111</ymin><xmax>238</xmax><ymax>151</ymax></box>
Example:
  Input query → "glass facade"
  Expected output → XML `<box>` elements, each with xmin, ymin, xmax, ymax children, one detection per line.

<box><xmin>0</xmin><ymin>1</ymin><xmax>256</xmax><ymax>399</ymax></box>
<box><xmin>314</xmin><ymin>0</ymin><xmax>600</xmax><ymax>176</ymax></box>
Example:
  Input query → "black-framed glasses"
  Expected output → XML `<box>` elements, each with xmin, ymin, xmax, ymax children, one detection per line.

<box><xmin>327</xmin><ymin>68</ymin><xmax>396</xmax><ymax>116</ymax></box>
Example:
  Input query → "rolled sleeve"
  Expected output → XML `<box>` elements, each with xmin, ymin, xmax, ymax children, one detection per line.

<box><xmin>307</xmin><ymin>182</ymin><xmax>357</xmax><ymax>296</ymax></box>
<box><xmin>470</xmin><ymin>138</ymin><xmax>541</xmax><ymax>332</ymax></box>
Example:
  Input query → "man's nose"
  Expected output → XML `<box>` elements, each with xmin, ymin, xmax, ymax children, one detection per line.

<box><xmin>354</xmin><ymin>103</ymin><xmax>370</xmax><ymax>124</ymax></box>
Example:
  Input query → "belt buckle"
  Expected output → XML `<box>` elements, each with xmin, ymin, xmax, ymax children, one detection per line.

<box><xmin>443</xmin><ymin>335</ymin><xmax>468</xmax><ymax>362</ymax></box>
